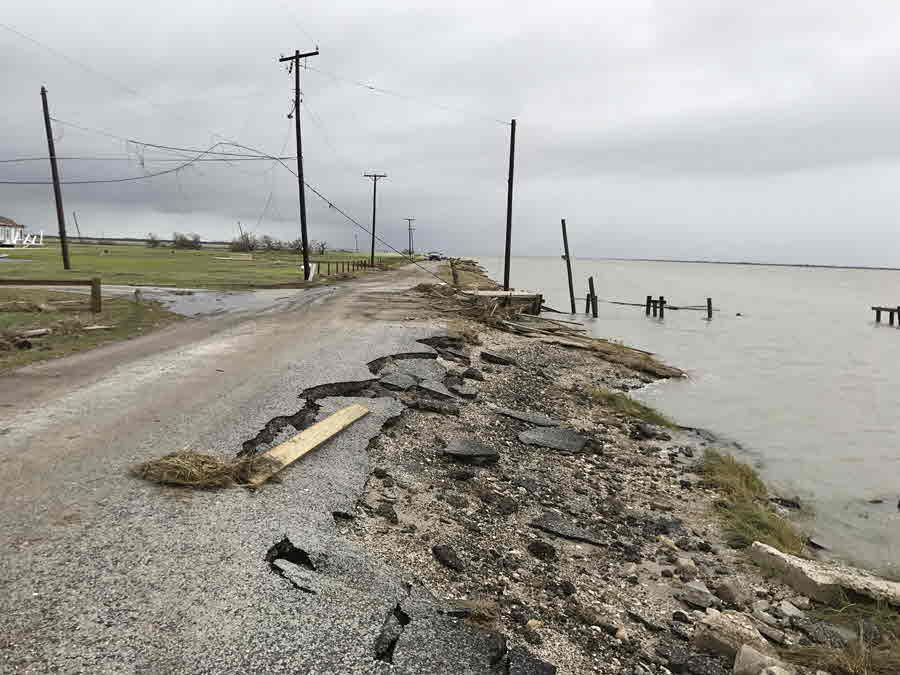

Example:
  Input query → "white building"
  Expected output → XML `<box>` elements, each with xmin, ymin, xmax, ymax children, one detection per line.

<box><xmin>0</xmin><ymin>217</ymin><xmax>25</xmax><ymax>246</ymax></box>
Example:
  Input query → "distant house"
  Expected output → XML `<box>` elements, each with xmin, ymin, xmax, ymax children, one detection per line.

<box><xmin>0</xmin><ymin>217</ymin><xmax>26</xmax><ymax>246</ymax></box>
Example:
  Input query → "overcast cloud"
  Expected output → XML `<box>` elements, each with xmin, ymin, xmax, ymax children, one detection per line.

<box><xmin>2</xmin><ymin>1</ymin><xmax>900</xmax><ymax>266</ymax></box>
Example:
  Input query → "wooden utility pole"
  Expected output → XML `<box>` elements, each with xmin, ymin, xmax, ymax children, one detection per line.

<box><xmin>502</xmin><ymin>118</ymin><xmax>516</xmax><ymax>290</ymax></box>
<box><xmin>560</xmin><ymin>218</ymin><xmax>576</xmax><ymax>314</ymax></box>
<box><xmin>40</xmin><ymin>86</ymin><xmax>70</xmax><ymax>270</ymax></box>
<box><xmin>72</xmin><ymin>211</ymin><xmax>83</xmax><ymax>242</ymax></box>
<box><xmin>364</xmin><ymin>173</ymin><xmax>387</xmax><ymax>266</ymax></box>
<box><xmin>278</xmin><ymin>48</ymin><xmax>319</xmax><ymax>281</ymax></box>
<box><xmin>405</xmin><ymin>217</ymin><xmax>415</xmax><ymax>255</ymax></box>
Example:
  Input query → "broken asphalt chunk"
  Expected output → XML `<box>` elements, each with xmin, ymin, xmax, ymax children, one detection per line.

<box><xmin>406</xmin><ymin>396</ymin><xmax>460</xmax><ymax>416</ymax></box>
<box><xmin>443</xmin><ymin>439</ymin><xmax>499</xmax><ymax>465</ymax></box>
<box><xmin>518</xmin><ymin>427</ymin><xmax>587</xmax><ymax>452</ymax></box>
<box><xmin>480</xmin><ymin>350</ymin><xmax>516</xmax><ymax>366</ymax></box>
<box><xmin>495</xmin><ymin>407</ymin><xmax>561</xmax><ymax>427</ymax></box>
<box><xmin>530</xmin><ymin>511</ymin><xmax>604</xmax><ymax>546</ymax></box>
<box><xmin>508</xmin><ymin>646</ymin><xmax>558</xmax><ymax>674</ymax></box>
<box><xmin>432</xmin><ymin>544</ymin><xmax>464</xmax><ymax>571</ymax></box>
<box><xmin>461</xmin><ymin>367</ymin><xmax>485</xmax><ymax>381</ymax></box>
<box><xmin>417</xmin><ymin>379</ymin><xmax>455</xmax><ymax>400</ymax></box>
<box><xmin>449</xmin><ymin>383</ymin><xmax>478</xmax><ymax>399</ymax></box>
<box><xmin>380</xmin><ymin>372</ymin><xmax>418</xmax><ymax>391</ymax></box>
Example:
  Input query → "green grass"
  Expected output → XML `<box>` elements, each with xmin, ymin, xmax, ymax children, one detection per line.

<box><xmin>590</xmin><ymin>387</ymin><xmax>675</xmax><ymax>427</ymax></box>
<box><xmin>0</xmin><ymin>242</ymin><xmax>408</xmax><ymax>289</ymax></box>
<box><xmin>702</xmin><ymin>448</ymin><xmax>805</xmax><ymax>555</ymax></box>
<box><xmin>0</xmin><ymin>288</ymin><xmax>181</xmax><ymax>371</ymax></box>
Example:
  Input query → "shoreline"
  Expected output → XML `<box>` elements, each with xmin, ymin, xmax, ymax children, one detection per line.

<box><xmin>341</xmin><ymin>261</ymin><xmax>900</xmax><ymax>673</ymax></box>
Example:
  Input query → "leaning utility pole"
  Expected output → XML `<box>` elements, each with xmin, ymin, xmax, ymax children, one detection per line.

<box><xmin>40</xmin><ymin>86</ymin><xmax>70</xmax><ymax>270</ymax></box>
<box><xmin>502</xmin><ymin>119</ymin><xmax>516</xmax><ymax>290</ymax></box>
<box><xmin>404</xmin><ymin>217</ymin><xmax>416</xmax><ymax>256</ymax></box>
<box><xmin>278</xmin><ymin>47</ymin><xmax>319</xmax><ymax>280</ymax></box>
<box><xmin>72</xmin><ymin>211</ymin><xmax>83</xmax><ymax>242</ymax></box>
<box><xmin>364</xmin><ymin>173</ymin><xmax>387</xmax><ymax>266</ymax></box>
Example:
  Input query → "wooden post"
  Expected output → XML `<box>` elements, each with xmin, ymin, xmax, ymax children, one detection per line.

<box><xmin>651</xmin><ymin>300</ymin><xmax>658</xmax><ymax>317</ymax></box>
<box><xmin>875</xmin><ymin>308</ymin><xmax>881</xmax><ymax>323</ymax></box>
<box><xmin>646</xmin><ymin>295</ymin><xmax>652</xmax><ymax>316</ymax></box>
<box><xmin>560</xmin><ymin>218</ymin><xmax>576</xmax><ymax>314</ymax></box>
<box><xmin>659</xmin><ymin>295</ymin><xmax>665</xmax><ymax>319</ymax></box>
<box><xmin>588</xmin><ymin>276</ymin><xmax>598</xmax><ymax>318</ymax></box>
<box><xmin>584</xmin><ymin>287</ymin><xmax>591</xmax><ymax>314</ymax></box>
<box><xmin>891</xmin><ymin>310</ymin><xmax>896</xmax><ymax>327</ymax></box>
<box><xmin>503</xmin><ymin>118</ymin><xmax>516</xmax><ymax>291</ymax></box>
<box><xmin>897</xmin><ymin>307</ymin><xmax>900</xmax><ymax>327</ymax></box>
<box><xmin>90</xmin><ymin>277</ymin><xmax>101</xmax><ymax>313</ymax></box>
<box><xmin>707</xmin><ymin>297</ymin><xmax>713</xmax><ymax>321</ymax></box>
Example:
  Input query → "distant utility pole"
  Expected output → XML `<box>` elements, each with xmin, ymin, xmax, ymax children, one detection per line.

<box><xmin>404</xmin><ymin>217</ymin><xmax>415</xmax><ymax>256</ymax></box>
<box><xmin>354</xmin><ymin>233</ymin><xmax>359</xmax><ymax>252</ymax></box>
<box><xmin>503</xmin><ymin>118</ymin><xmax>516</xmax><ymax>290</ymax></box>
<box><xmin>72</xmin><ymin>211</ymin><xmax>83</xmax><ymax>242</ymax></box>
<box><xmin>364</xmin><ymin>172</ymin><xmax>387</xmax><ymax>266</ymax></box>
<box><xmin>40</xmin><ymin>86</ymin><xmax>70</xmax><ymax>270</ymax></box>
<box><xmin>278</xmin><ymin>47</ymin><xmax>319</xmax><ymax>281</ymax></box>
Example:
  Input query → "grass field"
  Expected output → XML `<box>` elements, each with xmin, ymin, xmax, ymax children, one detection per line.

<box><xmin>0</xmin><ymin>242</ymin><xmax>410</xmax><ymax>289</ymax></box>
<box><xmin>0</xmin><ymin>288</ymin><xmax>181</xmax><ymax>371</ymax></box>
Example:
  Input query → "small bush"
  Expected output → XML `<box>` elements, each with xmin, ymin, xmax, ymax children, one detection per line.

<box><xmin>231</xmin><ymin>232</ymin><xmax>258</xmax><ymax>252</ymax></box>
<box><xmin>590</xmin><ymin>388</ymin><xmax>674</xmax><ymax>427</ymax></box>
<box><xmin>260</xmin><ymin>235</ymin><xmax>283</xmax><ymax>251</ymax></box>
<box><xmin>173</xmin><ymin>232</ymin><xmax>202</xmax><ymax>250</ymax></box>
<box><xmin>701</xmin><ymin>449</ymin><xmax>804</xmax><ymax>555</ymax></box>
<box><xmin>146</xmin><ymin>233</ymin><xmax>160</xmax><ymax>248</ymax></box>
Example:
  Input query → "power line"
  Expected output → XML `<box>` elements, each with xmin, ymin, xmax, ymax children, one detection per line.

<box><xmin>0</xmin><ymin>155</ymin><xmax>296</xmax><ymax>163</ymax></box>
<box><xmin>303</xmin><ymin>64</ymin><xmax>512</xmax><ymax>127</ymax></box>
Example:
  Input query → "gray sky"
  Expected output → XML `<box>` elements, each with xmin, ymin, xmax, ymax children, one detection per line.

<box><xmin>2</xmin><ymin>1</ymin><xmax>900</xmax><ymax>266</ymax></box>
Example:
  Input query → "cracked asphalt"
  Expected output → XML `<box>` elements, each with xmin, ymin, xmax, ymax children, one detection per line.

<box><xmin>0</xmin><ymin>263</ymin><xmax>511</xmax><ymax>673</ymax></box>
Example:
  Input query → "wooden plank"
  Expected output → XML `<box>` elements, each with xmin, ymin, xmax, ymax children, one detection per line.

<box><xmin>0</xmin><ymin>279</ymin><xmax>94</xmax><ymax>287</ymax></box>
<box><xmin>247</xmin><ymin>403</ymin><xmax>369</xmax><ymax>486</ymax></box>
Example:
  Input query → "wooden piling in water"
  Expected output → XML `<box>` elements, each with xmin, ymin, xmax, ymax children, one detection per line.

<box><xmin>560</xmin><ymin>218</ymin><xmax>576</xmax><ymax>314</ymax></box>
<box><xmin>892</xmin><ymin>310</ymin><xmax>896</xmax><ymax>326</ymax></box>
<box><xmin>659</xmin><ymin>295</ymin><xmax>666</xmax><ymax>319</ymax></box>
<box><xmin>707</xmin><ymin>297</ymin><xmax>712</xmax><ymax>321</ymax></box>
<box><xmin>645</xmin><ymin>295</ymin><xmax>652</xmax><ymax>316</ymax></box>
<box><xmin>588</xmin><ymin>277</ymin><xmax>598</xmax><ymax>318</ymax></box>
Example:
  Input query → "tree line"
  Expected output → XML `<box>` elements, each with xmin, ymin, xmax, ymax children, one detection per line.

<box><xmin>145</xmin><ymin>232</ymin><xmax>329</xmax><ymax>254</ymax></box>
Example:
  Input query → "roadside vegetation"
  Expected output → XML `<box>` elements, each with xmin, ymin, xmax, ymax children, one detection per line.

<box><xmin>0</xmin><ymin>288</ymin><xmax>181</xmax><ymax>371</ymax></box>
<box><xmin>701</xmin><ymin>448</ymin><xmax>805</xmax><ymax>555</ymax></box>
<box><xmin>0</xmin><ymin>240</ymin><xmax>408</xmax><ymax>289</ymax></box>
<box><xmin>590</xmin><ymin>387</ymin><xmax>675</xmax><ymax>427</ymax></box>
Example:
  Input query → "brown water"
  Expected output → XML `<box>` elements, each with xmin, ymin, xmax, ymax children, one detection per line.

<box><xmin>480</xmin><ymin>255</ymin><xmax>900</xmax><ymax>573</ymax></box>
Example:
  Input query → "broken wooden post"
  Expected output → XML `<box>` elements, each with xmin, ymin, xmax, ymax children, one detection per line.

<box><xmin>651</xmin><ymin>299</ymin><xmax>658</xmax><ymax>317</ymax></box>
<box><xmin>892</xmin><ymin>310</ymin><xmax>896</xmax><ymax>326</ymax></box>
<box><xmin>90</xmin><ymin>277</ymin><xmax>102</xmax><ymax>313</ymax></box>
<box><xmin>560</xmin><ymin>218</ymin><xmax>576</xmax><ymax>314</ymax></box>
<box><xmin>588</xmin><ymin>276</ymin><xmax>598</xmax><ymax>318</ymax></box>
<box><xmin>645</xmin><ymin>295</ymin><xmax>652</xmax><ymax>316</ymax></box>
<box><xmin>707</xmin><ymin>297</ymin><xmax>712</xmax><ymax>321</ymax></box>
<box><xmin>875</xmin><ymin>308</ymin><xmax>882</xmax><ymax>323</ymax></box>
<box><xmin>659</xmin><ymin>295</ymin><xmax>666</xmax><ymax>319</ymax></box>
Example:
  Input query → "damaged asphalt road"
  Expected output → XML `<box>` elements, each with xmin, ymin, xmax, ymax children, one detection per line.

<box><xmin>0</xmin><ymin>263</ymin><xmax>525</xmax><ymax>673</ymax></box>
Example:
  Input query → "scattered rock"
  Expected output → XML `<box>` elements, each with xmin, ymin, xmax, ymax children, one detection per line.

<box><xmin>406</xmin><ymin>396</ymin><xmax>461</xmax><ymax>415</ymax></box>
<box><xmin>518</xmin><ymin>427</ymin><xmax>588</xmax><ymax>453</ymax></box>
<box><xmin>432</xmin><ymin>544</ymin><xmax>464</xmax><ymax>571</ymax></box>
<box><xmin>530</xmin><ymin>511</ymin><xmax>603</xmax><ymax>546</ymax></box>
<box><xmin>443</xmin><ymin>439</ymin><xmax>499</xmax><ymax>465</ymax></box>
<box><xmin>732</xmin><ymin>645</ymin><xmax>795</xmax><ymax>675</ymax></box>
<box><xmin>675</xmin><ymin>557</ymin><xmax>699</xmax><ymax>581</ymax></box>
<box><xmin>441</xmin><ymin>493</ymin><xmax>468</xmax><ymax>509</ymax></box>
<box><xmin>507</xmin><ymin>646</ymin><xmax>557</xmax><ymax>674</ymax></box>
<box><xmin>773</xmin><ymin>600</ymin><xmax>805</xmax><ymax>621</ymax></box>
<box><xmin>791</xmin><ymin>617</ymin><xmax>849</xmax><ymax>648</ymax></box>
<box><xmin>714</xmin><ymin>579</ymin><xmax>750</xmax><ymax>607</ymax></box>
<box><xmin>691</xmin><ymin>608</ymin><xmax>771</xmax><ymax>659</ymax></box>
<box><xmin>450</xmin><ymin>383</ymin><xmax>479</xmax><ymax>399</ymax></box>
<box><xmin>527</xmin><ymin>540</ymin><xmax>557</xmax><ymax>561</ymax></box>
<box><xmin>494</xmin><ymin>407</ymin><xmax>561</xmax><ymax>427</ymax></box>
<box><xmin>672</xmin><ymin>609</ymin><xmax>692</xmax><ymax>624</ymax></box>
<box><xmin>373</xmin><ymin>467</ymin><xmax>390</xmax><ymax>479</ymax></box>
<box><xmin>461</xmin><ymin>367</ymin><xmax>485</xmax><ymax>381</ymax></box>
<box><xmin>748</xmin><ymin>541</ymin><xmax>900</xmax><ymax>606</ymax></box>
<box><xmin>448</xmin><ymin>468</ymin><xmax>476</xmax><ymax>481</ymax></box>
<box><xmin>480</xmin><ymin>350</ymin><xmax>516</xmax><ymax>366</ymax></box>
<box><xmin>632</xmin><ymin>423</ymin><xmax>671</xmax><ymax>441</ymax></box>
<box><xmin>680</xmin><ymin>581</ymin><xmax>716</xmax><ymax>609</ymax></box>
<box><xmin>375</xmin><ymin>502</ymin><xmax>399</xmax><ymax>524</ymax></box>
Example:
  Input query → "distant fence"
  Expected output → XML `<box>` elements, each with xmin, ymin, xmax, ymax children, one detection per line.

<box><xmin>0</xmin><ymin>277</ymin><xmax>102</xmax><ymax>312</ymax></box>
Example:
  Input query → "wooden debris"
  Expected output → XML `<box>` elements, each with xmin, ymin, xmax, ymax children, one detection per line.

<box><xmin>246</xmin><ymin>403</ymin><xmax>369</xmax><ymax>487</ymax></box>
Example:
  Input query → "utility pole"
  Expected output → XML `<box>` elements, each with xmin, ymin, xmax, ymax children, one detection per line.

<box><xmin>364</xmin><ymin>173</ymin><xmax>387</xmax><ymax>266</ymax></box>
<box><xmin>404</xmin><ymin>217</ymin><xmax>415</xmax><ymax>256</ymax></box>
<box><xmin>561</xmin><ymin>218</ymin><xmax>576</xmax><ymax>314</ymax></box>
<box><xmin>40</xmin><ymin>86</ymin><xmax>70</xmax><ymax>270</ymax></box>
<box><xmin>72</xmin><ymin>211</ymin><xmax>83</xmax><ymax>242</ymax></box>
<box><xmin>278</xmin><ymin>47</ymin><xmax>319</xmax><ymax>280</ymax></box>
<box><xmin>354</xmin><ymin>233</ymin><xmax>359</xmax><ymax>252</ymax></box>
<box><xmin>503</xmin><ymin>119</ymin><xmax>516</xmax><ymax>290</ymax></box>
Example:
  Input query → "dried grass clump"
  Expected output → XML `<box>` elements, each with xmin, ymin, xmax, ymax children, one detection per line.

<box><xmin>132</xmin><ymin>451</ymin><xmax>277</xmax><ymax>488</ymax></box>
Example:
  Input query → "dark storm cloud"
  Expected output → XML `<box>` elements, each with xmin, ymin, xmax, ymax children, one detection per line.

<box><xmin>3</xmin><ymin>1</ymin><xmax>900</xmax><ymax>264</ymax></box>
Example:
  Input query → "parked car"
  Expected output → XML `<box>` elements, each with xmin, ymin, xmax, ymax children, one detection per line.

<box><xmin>427</xmin><ymin>251</ymin><xmax>444</xmax><ymax>261</ymax></box>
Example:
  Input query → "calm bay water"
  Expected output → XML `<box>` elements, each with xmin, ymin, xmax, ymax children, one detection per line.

<box><xmin>479</xmin><ymin>255</ymin><xmax>900</xmax><ymax>573</ymax></box>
